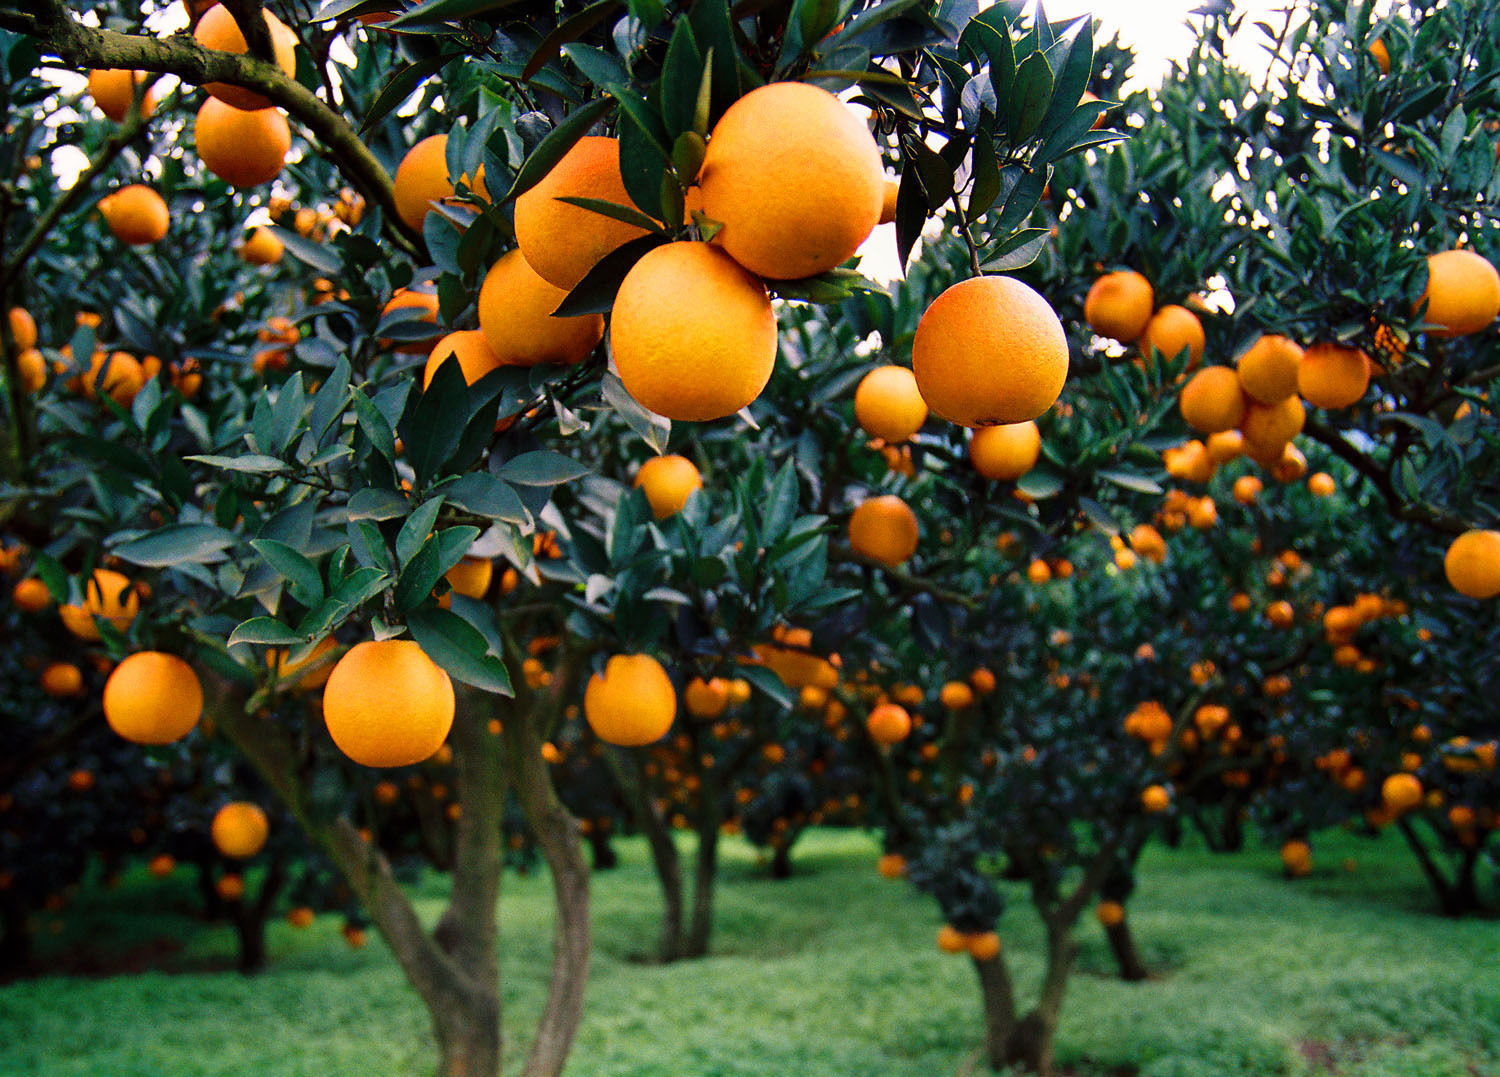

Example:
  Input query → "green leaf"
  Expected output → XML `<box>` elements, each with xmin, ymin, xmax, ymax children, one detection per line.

<box><xmin>1015</xmin><ymin>464</ymin><xmax>1063</xmax><ymax>499</ymax></box>
<box><xmin>252</xmin><ymin>539</ymin><xmax>325</xmax><ymax>608</ymax></box>
<box><xmin>500</xmin><ymin>96</ymin><xmax>614</xmax><ymax>203</ymax></box>
<box><xmin>554</xmin><ymin>196</ymin><xmax>665</xmax><ymax>235</ymax></box>
<box><xmin>446</xmin><ymin>473</ymin><xmax>529</xmax><ymax>523</ymax></box>
<box><xmin>112</xmin><ymin>524</ymin><xmax>239</xmax><ymax>567</ymax></box>
<box><xmin>552</xmin><ymin>233</ymin><xmax>667</xmax><ymax>317</ymax></box>
<box><xmin>407</xmin><ymin>607</ymin><xmax>514</xmax><ymax>694</ymax></box>
<box><xmin>227</xmin><ymin>617</ymin><xmax>306</xmax><ymax>648</ymax></box>
<box><xmin>185</xmin><ymin>453</ymin><xmax>288</xmax><ymax>474</ymax></box>
<box><xmin>353</xmin><ymin>390</ymin><xmax>397</xmax><ymax>462</ymax></box>
<box><xmin>559</xmin><ymin>44</ymin><xmax>629</xmax><ymax>90</ymax></box>
<box><xmin>523</xmin><ymin>0</ymin><xmax>623</xmax><ymax>80</ymax></box>
<box><xmin>390</xmin><ymin>0</ymin><xmax>527</xmax><ymax>27</ymax></box>
<box><xmin>400</xmin><ymin>355</ymin><xmax>469</xmax><ymax>487</ymax></box>
<box><xmin>1038</xmin><ymin>18</ymin><xmax>1092</xmax><ymax>138</ymax></box>
<box><xmin>659</xmin><ymin>16</ymin><xmax>703</xmax><ymax>137</ymax></box>
<box><xmin>1007</xmin><ymin>51</ymin><xmax>1054</xmax><ymax>142</ymax></box>
<box><xmin>980</xmin><ymin>229</ymin><xmax>1050</xmax><ymax>271</ymax></box>
<box><xmin>268</xmin><ymin>226</ymin><xmax>342</xmax><ymax>275</ymax></box>
<box><xmin>398</xmin><ymin>497</ymin><xmax>445</xmax><ymax>565</ymax></box>
<box><xmin>496</xmin><ymin>450</ymin><xmax>591</xmax><ymax>486</ymax></box>
<box><xmin>736</xmin><ymin>662</ymin><xmax>794</xmax><ymax>710</ymax></box>
<box><xmin>358</xmin><ymin>54</ymin><xmax>452</xmax><ymax>134</ymax></box>
<box><xmin>1098</xmin><ymin>468</ymin><xmax>1163</xmax><ymax>495</ymax></box>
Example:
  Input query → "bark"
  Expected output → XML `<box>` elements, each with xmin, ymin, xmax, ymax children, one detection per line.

<box><xmin>1395</xmin><ymin>817</ymin><xmax>1486</xmax><ymax>917</ymax></box>
<box><xmin>0</xmin><ymin>893</ymin><xmax>31</xmax><ymax>974</ymax></box>
<box><xmin>1104</xmin><ymin>916</ymin><xmax>1148</xmax><ymax>982</ymax></box>
<box><xmin>608</xmin><ymin>748</ymin><xmax>684</xmax><ymax>961</ymax></box>
<box><xmin>196</xmin><ymin>858</ymin><xmax>225</xmax><ymax>920</ymax></box>
<box><xmin>684</xmin><ymin>801</ymin><xmax>720</xmax><ymax>958</ymax></box>
<box><xmin>587</xmin><ymin>829</ymin><xmax>618</xmax><ymax>871</ymax></box>
<box><xmin>233</xmin><ymin>850</ymin><xmax>287</xmax><ymax>975</ymax></box>
<box><xmin>769</xmin><ymin>840</ymin><xmax>794</xmax><ymax>879</ymax></box>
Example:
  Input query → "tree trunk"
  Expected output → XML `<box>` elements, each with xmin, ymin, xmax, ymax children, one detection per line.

<box><xmin>587</xmin><ymin>829</ymin><xmax>617</xmax><ymax>871</ymax></box>
<box><xmin>1104</xmin><ymin>916</ymin><xmax>1148</xmax><ymax>982</ymax></box>
<box><xmin>0</xmin><ymin>893</ymin><xmax>31</xmax><ymax>974</ymax></box>
<box><xmin>1219</xmin><ymin>801</ymin><xmax>1245</xmax><ymax>852</ymax></box>
<box><xmin>196</xmin><ymin>857</ymin><xmax>224</xmax><ymax>920</ymax></box>
<box><xmin>232</xmin><ymin>850</ymin><xmax>287</xmax><ymax>974</ymax></box>
<box><xmin>608</xmin><ymin>748</ymin><xmax>684</xmax><ymax>961</ymax></box>
<box><xmin>770</xmin><ymin>840</ymin><xmax>793</xmax><ymax>879</ymax></box>
<box><xmin>432</xmin><ymin>983</ymin><xmax>501</xmax><ymax>1077</ymax></box>
<box><xmin>685</xmin><ymin>811</ymin><xmax>720</xmax><ymax>958</ymax></box>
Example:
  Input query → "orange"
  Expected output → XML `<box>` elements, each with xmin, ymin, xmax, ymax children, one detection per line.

<box><xmin>82</xmin><ymin>351</ymin><xmax>145</xmax><ymax>406</ymax></box>
<box><xmin>610</xmin><ymin>241</ymin><xmax>777</xmax><ymax>421</ymax></box>
<box><xmin>1141</xmin><ymin>784</ymin><xmax>1170</xmax><ymax>813</ymax></box>
<box><xmin>854</xmin><ymin>365</ymin><xmax>927</xmax><ymax>443</ymax></box>
<box><xmin>445</xmin><ymin>557</ymin><xmax>492</xmax><ymax>600</ymax></box>
<box><xmin>866</xmin><ymin>703</ymin><xmax>912</xmax><ymax>745</ymax></box>
<box><xmin>877</xmin><ymin>852</ymin><xmax>905</xmax><ymax>878</ymax></box>
<box><xmin>195</xmin><ymin>98</ymin><xmax>290</xmax><ymax>187</ymax></box>
<box><xmin>267</xmin><ymin>636</ymin><xmax>338</xmax><ymax>690</ymax></box>
<box><xmin>1235</xmin><ymin>335</ymin><xmax>1302</xmax><ymax>404</ymax></box>
<box><xmin>393</xmin><ymin>134</ymin><xmax>453</xmax><ymax>232</ymax></box>
<box><xmin>1139</xmin><ymin>305</ymin><xmax>1204</xmax><ymax>366</ymax></box>
<box><xmin>381</xmin><ymin>288</ymin><xmax>441</xmax><ymax>354</ymax></box>
<box><xmin>1164</xmin><ymin>440</ymin><xmax>1215</xmax><ymax>484</ymax></box>
<box><xmin>514</xmin><ymin>136</ymin><xmax>653</xmax><ymax>290</ymax></box>
<box><xmin>1381</xmin><ymin>773</ymin><xmax>1422</xmax><ymax>814</ymax></box>
<box><xmin>1266</xmin><ymin>599</ymin><xmax>1295</xmax><ymax>628</ymax></box>
<box><xmin>212</xmin><ymin>802</ymin><xmax>269</xmax><ymax>859</ymax></box>
<box><xmin>476</xmin><ymin>250</ymin><xmax>604</xmax><ymax>367</ymax></box>
<box><xmin>1368</xmin><ymin>38</ymin><xmax>1390</xmax><ymax>74</ymax></box>
<box><xmin>1232</xmin><ymin>475</ymin><xmax>1262</xmax><ymax>504</ymax></box>
<box><xmin>99</xmin><ymin>184</ymin><xmax>169</xmax><ymax>245</ymax></box>
<box><xmin>287</xmin><ymin>907</ymin><xmax>315</xmax><ymax>929</ymax></box>
<box><xmin>148</xmin><ymin>854</ymin><xmax>175</xmax><ymax>878</ymax></box>
<box><xmin>1083</xmin><ymin>270</ymin><xmax>1154</xmax><ymax>343</ymax></box>
<box><xmin>193</xmin><ymin>4</ymin><xmax>298</xmax><ymax>111</ymax></box>
<box><xmin>878</xmin><ymin>178</ymin><xmax>899</xmax><ymax>225</ymax></box>
<box><xmin>912</xmin><ymin>276</ymin><xmax>1068</xmax><ymax>426</ymax></box>
<box><xmin>1444</xmin><ymin>529</ymin><xmax>1500</xmax><ymax>599</ymax></box>
<box><xmin>86</xmin><ymin>69</ymin><xmax>155</xmax><ymax>122</ymax></box>
<box><xmin>239</xmin><ymin>226</ymin><xmax>283</xmax><ymax>265</ymax></box>
<box><xmin>684</xmin><ymin>677</ymin><xmax>730</xmax><ymax>720</ymax></box>
<box><xmin>967</xmin><ymin>932</ymin><xmax>1001</xmax><ymax>961</ymax></box>
<box><xmin>323</xmin><ymin>640</ymin><xmax>455</xmax><ymax>767</ymax></box>
<box><xmin>1095</xmin><ymin>900</ymin><xmax>1125</xmax><ymax>927</ymax></box>
<box><xmin>1270</xmin><ymin>442</ymin><xmax>1307</xmax><ymax>483</ymax></box>
<box><xmin>936</xmin><ymin>925</ymin><xmax>967</xmax><ymax>954</ymax></box>
<box><xmin>584</xmin><ymin>654</ymin><xmax>676</xmax><ymax>746</ymax></box>
<box><xmin>1416</xmin><ymin>249</ymin><xmax>1500</xmax><ymax>336</ymax></box>
<box><xmin>969</xmin><ymin>421</ymin><xmax>1041</xmax><ymax>480</ymax></box>
<box><xmin>1240</xmin><ymin>395</ymin><xmax>1305</xmax><ymax>454</ymax></box>
<box><xmin>970</xmin><ymin>668</ymin><xmax>997</xmax><ymax>694</ymax></box>
<box><xmin>848</xmin><ymin>495</ymin><xmax>919</xmax><ymax>567</ymax></box>
<box><xmin>422</xmin><ymin>330</ymin><xmax>502</xmax><ymax>388</ymax></box>
<box><xmin>1298</xmin><ymin>342</ymin><xmax>1370</xmax><ymax>409</ymax></box>
<box><xmin>634</xmin><ymin>454</ymin><xmax>702</xmax><ymax>518</ymax></box>
<box><xmin>218</xmin><ymin>874</ymin><xmax>246</xmax><ymax>900</ymax></box>
<box><xmin>9</xmin><ymin>307</ymin><xmax>36</xmax><ymax>349</ymax></box>
<box><xmin>41</xmin><ymin>662</ymin><xmax>84</xmax><ymax>698</ymax></box>
<box><xmin>1307</xmin><ymin>471</ymin><xmax>1336</xmax><ymax>497</ymax></box>
<box><xmin>12</xmin><ymin>577</ymin><xmax>51</xmax><ymax>613</ymax></box>
<box><xmin>697</xmin><ymin>82</ymin><xmax>883</xmax><ymax>280</ymax></box>
<box><xmin>1280</xmin><ymin>839</ymin><xmax>1312</xmax><ymax>876</ymax></box>
<box><xmin>1026</xmin><ymin>559</ymin><xmax>1051</xmax><ymax>584</ymax></box>
<box><xmin>1178</xmin><ymin>366</ymin><xmax>1246</xmax><ymax>433</ymax></box>
<box><xmin>940</xmin><ymin>681</ymin><xmax>974</xmax><ymax>710</ymax></box>
<box><xmin>1130</xmin><ymin>524</ymin><xmax>1167</xmax><ymax>563</ymax></box>
<box><xmin>60</xmin><ymin>568</ymin><xmax>140</xmax><ymax>640</ymax></box>
<box><xmin>104</xmin><ymin>652</ymin><xmax>202</xmax><ymax>744</ymax></box>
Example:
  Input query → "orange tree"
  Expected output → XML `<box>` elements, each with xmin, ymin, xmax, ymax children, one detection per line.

<box><xmin>0</xmin><ymin>0</ymin><xmax>1119</xmax><ymax>1074</ymax></box>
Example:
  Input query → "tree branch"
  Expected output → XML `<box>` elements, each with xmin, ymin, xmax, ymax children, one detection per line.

<box><xmin>1302</xmin><ymin>418</ymin><xmax>1469</xmax><ymax>536</ymax></box>
<box><xmin>221</xmin><ymin>0</ymin><xmax>276</xmax><ymax>65</ymax></box>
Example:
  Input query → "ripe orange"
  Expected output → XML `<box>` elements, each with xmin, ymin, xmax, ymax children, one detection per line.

<box><xmin>1240</xmin><ymin>395</ymin><xmax>1305</xmax><ymax>454</ymax></box>
<box><xmin>99</xmin><ymin>185</ymin><xmax>169</xmax><ymax>246</ymax></box>
<box><xmin>1280</xmin><ymin>839</ymin><xmax>1312</xmax><ymax>877</ymax></box>
<box><xmin>697</xmin><ymin>82</ymin><xmax>883</xmax><ymax>280</ymax></box>
<box><xmin>380</xmin><ymin>288</ymin><xmax>440</xmax><ymax>353</ymax></box>
<box><xmin>1298</xmin><ymin>342</ymin><xmax>1370</xmax><ymax>409</ymax></box>
<box><xmin>322</xmin><ymin>640</ymin><xmax>455</xmax><ymax>767</ymax></box>
<box><xmin>1232</xmin><ymin>475</ymin><xmax>1262</xmax><ymax>504</ymax></box>
<box><xmin>41</xmin><ymin>662</ymin><xmax>84</xmax><ymax>698</ymax></box>
<box><xmin>81</xmin><ymin>351</ymin><xmax>144</xmax><ymax>406</ymax></box>
<box><xmin>634</xmin><ymin>454</ymin><xmax>703</xmax><ymax>519</ymax></box>
<box><xmin>970</xmin><ymin>668</ymin><xmax>997</xmax><ymax>694</ymax></box>
<box><xmin>1179</xmin><ymin>366</ymin><xmax>1246</xmax><ymax>433</ymax></box>
<box><xmin>12</xmin><ymin>577</ymin><xmax>51</xmax><ymax>613</ymax></box>
<box><xmin>9</xmin><ymin>306</ymin><xmax>36</xmax><ymax>349</ymax></box>
<box><xmin>879</xmin><ymin>178</ymin><xmax>899</xmax><ymax>225</ymax></box>
<box><xmin>1444</xmin><ymin>529</ymin><xmax>1500</xmax><ymax>599</ymax></box>
<box><xmin>684</xmin><ymin>677</ymin><xmax>730</xmax><ymax>720</ymax></box>
<box><xmin>969</xmin><ymin>421</ymin><xmax>1041</xmax><ymax>480</ymax></box>
<box><xmin>1235</xmin><ymin>334</ymin><xmax>1303</xmax><ymax>404</ymax></box>
<box><xmin>1368</xmin><ymin>38</ymin><xmax>1390</xmax><ymax>74</ymax></box>
<box><xmin>1026</xmin><ymin>559</ymin><xmax>1052</xmax><ymax>584</ymax></box>
<box><xmin>445</xmin><ymin>557</ymin><xmax>492</xmax><ymax>600</ymax></box>
<box><xmin>610</xmin><ymin>241</ymin><xmax>777</xmax><ymax>421</ymax></box>
<box><xmin>912</xmin><ymin>276</ymin><xmax>1068</xmax><ymax>427</ymax></box>
<box><xmin>422</xmin><ymin>330</ymin><xmax>502</xmax><ymax>388</ymax></box>
<box><xmin>848</xmin><ymin>495</ymin><xmax>919</xmax><ymax>567</ymax></box>
<box><xmin>1266</xmin><ymin>599</ymin><xmax>1295</xmax><ymax>628</ymax></box>
<box><xmin>87</xmin><ymin>69</ymin><xmax>155</xmax><ymax>122</ymax></box>
<box><xmin>1416</xmin><ymin>249</ymin><xmax>1500</xmax><ymax>336</ymax></box>
<box><xmin>1083</xmin><ymin>270</ymin><xmax>1154</xmax><ymax>343</ymax></box>
<box><xmin>584</xmin><ymin>654</ymin><xmax>676</xmax><ymax>746</ymax></box>
<box><xmin>1095</xmin><ymin>900</ymin><xmax>1125</xmax><ymax>927</ymax></box>
<box><xmin>854</xmin><ymin>365</ymin><xmax>927</xmax><ymax>443</ymax></box>
<box><xmin>60</xmin><ymin>568</ymin><xmax>140</xmax><ymax>640</ymax></box>
<box><xmin>193</xmin><ymin>4</ymin><xmax>298</xmax><ymax>111</ymax></box>
<box><xmin>195</xmin><ymin>98</ymin><xmax>290</xmax><ymax>187</ymax></box>
<box><xmin>212</xmin><ymin>802</ymin><xmax>269</xmax><ymax>859</ymax></box>
<box><xmin>1307</xmin><ymin>471</ymin><xmax>1336</xmax><ymax>497</ymax></box>
<box><xmin>148</xmin><ymin>853</ymin><xmax>175</xmax><ymax>878</ymax></box>
<box><xmin>940</xmin><ymin>681</ymin><xmax>974</xmax><ymax>710</ymax></box>
<box><xmin>877</xmin><ymin>852</ymin><xmax>906</xmax><ymax>878</ymax></box>
<box><xmin>476</xmin><ymin>250</ymin><xmax>604</xmax><ymax>367</ymax></box>
<box><xmin>104</xmin><ymin>652</ymin><xmax>203</xmax><ymax>744</ymax></box>
<box><xmin>967</xmin><ymin>931</ymin><xmax>1001</xmax><ymax>961</ymax></box>
<box><xmin>1139</xmin><ymin>305</ymin><xmax>1204</xmax><ymax>366</ymax></box>
<box><xmin>1381</xmin><ymin>773</ymin><xmax>1422</xmax><ymax>814</ymax></box>
<box><xmin>287</xmin><ymin>907</ymin><xmax>315</xmax><ymax>929</ymax></box>
<box><xmin>936</xmin><ymin>924</ymin><xmax>967</xmax><ymax>954</ymax></box>
<box><xmin>866</xmin><ymin>703</ymin><xmax>911</xmax><ymax>745</ymax></box>
<box><xmin>218</xmin><ymin>874</ymin><xmax>246</xmax><ymax>901</ymax></box>
<box><xmin>267</xmin><ymin>636</ymin><xmax>338</xmax><ymax>690</ymax></box>
<box><xmin>393</xmin><ymin>134</ymin><xmax>453</xmax><ymax>232</ymax></box>
<box><xmin>1140</xmin><ymin>785</ymin><xmax>1170</xmax><ymax>813</ymax></box>
<box><xmin>514</xmin><ymin>136</ymin><xmax>653</xmax><ymax>290</ymax></box>
<box><xmin>239</xmin><ymin>226</ymin><xmax>283</xmax><ymax>265</ymax></box>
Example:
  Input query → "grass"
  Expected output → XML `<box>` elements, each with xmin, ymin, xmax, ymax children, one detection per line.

<box><xmin>1</xmin><ymin>827</ymin><xmax>1497</xmax><ymax>1076</ymax></box>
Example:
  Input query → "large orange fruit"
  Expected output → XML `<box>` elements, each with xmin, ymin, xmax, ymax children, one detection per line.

<box><xmin>87</xmin><ymin>69</ymin><xmax>155</xmax><ymax>122</ymax></box>
<box><xmin>1298</xmin><ymin>342</ymin><xmax>1370</xmax><ymax>409</ymax></box>
<box><xmin>212</xmin><ymin>802</ymin><xmax>269</xmax><ymax>858</ymax></box>
<box><xmin>1178</xmin><ymin>366</ymin><xmax>1246</xmax><ymax>433</ymax></box>
<box><xmin>969</xmin><ymin>421</ymin><xmax>1041</xmax><ymax>480</ymax></box>
<box><xmin>912</xmin><ymin>276</ymin><xmax>1067</xmax><ymax>426</ymax></box>
<box><xmin>1083</xmin><ymin>270</ymin><xmax>1153</xmax><ymax>343</ymax></box>
<box><xmin>854</xmin><ymin>365</ymin><xmax>927</xmax><ymax>443</ymax></box>
<box><xmin>1240</xmin><ymin>395</ymin><xmax>1305</xmax><ymax>454</ymax></box>
<box><xmin>195</xmin><ymin>98</ymin><xmax>290</xmax><ymax>187</ymax></box>
<box><xmin>99</xmin><ymin>185</ymin><xmax>169</xmax><ymax>246</ymax></box>
<box><xmin>1444</xmin><ymin>529</ymin><xmax>1500</xmax><ymax>599</ymax></box>
<box><xmin>1139</xmin><ymin>305</ymin><xmax>1204</xmax><ymax>366</ymax></box>
<box><xmin>322</xmin><ymin>640</ymin><xmax>455</xmax><ymax>767</ymax></box>
<box><xmin>1380</xmin><ymin>773</ymin><xmax>1422</xmax><ymax>814</ymax></box>
<box><xmin>83</xmin><ymin>351</ymin><xmax>145</xmax><ymax>406</ymax></box>
<box><xmin>422</xmin><ymin>330</ymin><xmax>503</xmax><ymax>388</ymax></box>
<box><xmin>193</xmin><ymin>3</ymin><xmax>298</xmax><ymax>111</ymax></box>
<box><xmin>610</xmin><ymin>241</ymin><xmax>777</xmax><ymax>421</ymax></box>
<box><xmin>239</xmin><ymin>227</ymin><xmax>283</xmax><ymax>265</ymax></box>
<box><xmin>866</xmin><ymin>702</ymin><xmax>911</xmax><ymax>745</ymax></box>
<box><xmin>514</xmin><ymin>136</ymin><xmax>653</xmax><ymax>290</ymax></box>
<box><xmin>848</xmin><ymin>495</ymin><xmax>919</xmax><ymax>567</ymax></box>
<box><xmin>60</xmin><ymin>568</ymin><xmax>140</xmax><ymax>640</ymax></box>
<box><xmin>476</xmin><ymin>250</ymin><xmax>604</xmax><ymax>367</ymax></box>
<box><xmin>584</xmin><ymin>654</ymin><xmax>676</xmax><ymax>746</ymax></box>
<box><xmin>635</xmin><ymin>454</ymin><xmax>703</xmax><ymax>518</ymax></box>
<box><xmin>1416</xmin><ymin>249</ymin><xmax>1500</xmax><ymax>337</ymax></box>
<box><xmin>1235</xmin><ymin>334</ymin><xmax>1302</xmax><ymax>404</ymax></box>
<box><xmin>697</xmin><ymin>82</ymin><xmax>883</xmax><ymax>280</ymax></box>
<box><xmin>393</xmin><ymin>134</ymin><xmax>452</xmax><ymax>232</ymax></box>
<box><xmin>104</xmin><ymin>652</ymin><xmax>203</xmax><ymax>745</ymax></box>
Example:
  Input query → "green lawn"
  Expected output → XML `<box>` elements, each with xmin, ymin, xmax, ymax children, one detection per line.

<box><xmin>1</xmin><ymin>828</ymin><xmax>1496</xmax><ymax>1076</ymax></box>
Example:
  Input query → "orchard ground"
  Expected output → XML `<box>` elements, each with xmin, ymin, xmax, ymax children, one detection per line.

<box><xmin>3</xmin><ymin>829</ymin><xmax>1496</xmax><ymax>1077</ymax></box>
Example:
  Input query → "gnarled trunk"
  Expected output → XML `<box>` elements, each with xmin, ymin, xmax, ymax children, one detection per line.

<box><xmin>684</xmin><ymin>797</ymin><xmax>720</xmax><ymax>958</ymax></box>
<box><xmin>1104</xmin><ymin>916</ymin><xmax>1148</xmax><ymax>982</ymax></box>
<box><xmin>587</xmin><ymin>829</ymin><xmax>617</xmax><ymax>871</ymax></box>
<box><xmin>608</xmin><ymin>748</ymin><xmax>684</xmax><ymax>961</ymax></box>
<box><xmin>233</xmin><ymin>850</ymin><xmax>286</xmax><ymax>974</ymax></box>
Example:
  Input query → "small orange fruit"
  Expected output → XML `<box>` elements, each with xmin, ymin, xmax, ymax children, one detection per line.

<box><xmin>193</xmin><ymin>4</ymin><xmax>298</xmax><ymax>111</ymax></box>
<box><xmin>393</xmin><ymin>134</ymin><xmax>453</xmax><ymax>232</ymax></box>
<box><xmin>1417</xmin><ymin>249</ymin><xmax>1500</xmax><ymax>337</ymax></box>
<box><xmin>41</xmin><ymin>662</ymin><xmax>85</xmax><ymax>698</ymax></box>
<box><xmin>854</xmin><ymin>365</ymin><xmax>928</xmax><ymax>443</ymax></box>
<box><xmin>423</xmin><ymin>330</ymin><xmax>503</xmax><ymax>388</ymax></box>
<box><xmin>584</xmin><ymin>654</ymin><xmax>676</xmax><ymax>746</ymax></box>
<box><xmin>1095</xmin><ymin>900</ymin><xmax>1125</xmax><ymax>927</ymax></box>
<box><xmin>1235</xmin><ymin>335</ymin><xmax>1303</xmax><ymax>404</ymax></box>
<box><xmin>195</xmin><ymin>98</ymin><xmax>290</xmax><ymax>187</ymax></box>
<box><xmin>476</xmin><ymin>250</ymin><xmax>604</xmax><ymax>367</ymax></box>
<box><xmin>1444</xmin><ymin>530</ymin><xmax>1500</xmax><ymax>599</ymax></box>
<box><xmin>966</xmin><ymin>931</ymin><xmax>1001</xmax><ymax>961</ymax></box>
<box><xmin>60</xmin><ymin>568</ymin><xmax>140</xmax><ymax>640</ymax></box>
<box><xmin>212</xmin><ymin>802</ymin><xmax>269</xmax><ymax>859</ymax></box>
<box><xmin>1381</xmin><ymin>773</ymin><xmax>1423</xmax><ymax>814</ymax></box>
<box><xmin>848</xmin><ymin>495</ymin><xmax>919</xmax><ymax>567</ymax></box>
<box><xmin>239</xmin><ymin>227</ymin><xmax>283</xmax><ymax>265</ymax></box>
<box><xmin>866</xmin><ymin>703</ymin><xmax>912</xmax><ymax>745</ymax></box>
<box><xmin>1084</xmin><ymin>270</ymin><xmax>1154</xmax><ymax>343</ymax></box>
<box><xmin>1140</xmin><ymin>784</ymin><xmax>1170</xmax><ymax>813</ymax></box>
<box><xmin>99</xmin><ymin>185</ymin><xmax>169</xmax><ymax>246</ymax></box>
<box><xmin>635</xmin><ymin>455</ymin><xmax>703</xmax><ymax>519</ymax></box>
<box><xmin>684</xmin><ymin>677</ymin><xmax>730</xmax><ymax>720</ymax></box>
<box><xmin>104</xmin><ymin>652</ymin><xmax>203</xmax><ymax>744</ymax></box>
<box><xmin>87</xmin><ymin>68</ymin><xmax>156</xmax><ymax>122</ymax></box>
<box><xmin>969</xmin><ymin>421</ymin><xmax>1041</xmax><ymax>480</ymax></box>
<box><xmin>1179</xmin><ymin>366</ymin><xmax>1246</xmax><ymax>433</ymax></box>
<box><xmin>1298</xmin><ymin>342</ymin><xmax>1370</xmax><ymax>409</ymax></box>
<box><xmin>322</xmin><ymin>640</ymin><xmax>456</xmax><ymax>767</ymax></box>
<box><xmin>1139</xmin><ymin>305</ymin><xmax>1204</xmax><ymax>366</ymax></box>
